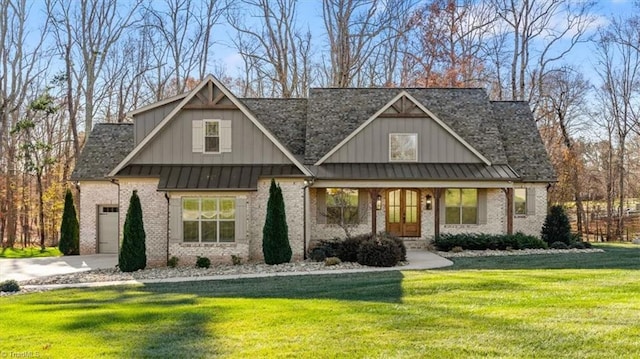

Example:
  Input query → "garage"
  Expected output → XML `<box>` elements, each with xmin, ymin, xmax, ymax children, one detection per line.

<box><xmin>98</xmin><ymin>205</ymin><xmax>119</xmax><ymax>254</ymax></box>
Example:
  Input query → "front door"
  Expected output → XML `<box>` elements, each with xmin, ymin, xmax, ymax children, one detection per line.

<box><xmin>386</xmin><ymin>189</ymin><xmax>420</xmax><ymax>237</ymax></box>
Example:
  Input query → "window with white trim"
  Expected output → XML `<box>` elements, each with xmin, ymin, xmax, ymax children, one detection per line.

<box><xmin>389</xmin><ymin>133</ymin><xmax>418</xmax><ymax>161</ymax></box>
<box><xmin>445</xmin><ymin>188</ymin><xmax>478</xmax><ymax>224</ymax></box>
<box><xmin>204</xmin><ymin>120</ymin><xmax>220</xmax><ymax>153</ymax></box>
<box><xmin>182</xmin><ymin>198</ymin><xmax>235</xmax><ymax>242</ymax></box>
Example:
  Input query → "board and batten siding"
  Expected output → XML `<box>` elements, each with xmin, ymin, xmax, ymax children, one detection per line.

<box><xmin>133</xmin><ymin>100</ymin><xmax>183</xmax><ymax>145</ymax></box>
<box><xmin>324</xmin><ymin>117</ymin><xmax>482</xmax><ymax>163</ymax></box>
<box><xmin>131</xmin><ymin>109</ymin><xmax>292</xmax><ymax>165</ymax></box>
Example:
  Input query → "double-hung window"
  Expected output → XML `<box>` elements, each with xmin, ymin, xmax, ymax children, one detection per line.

<box><xmin>182</xmin><ymin>198</ymin><xmax>235</xmax><ymax>243</ymax></box>
<box><xmin>445</xmin><ymin>188</ymin><xmax>478</xmax><ymax>224</ymax></box>
<box><xmin>326</xmin><ymin>188</ymin><xmax>359</xmax><ymax>224</ymax></box>
<box><xmin>204</xmin><ymin>120</ymin><xmax>220</xmax><ymax>153</ymax></box>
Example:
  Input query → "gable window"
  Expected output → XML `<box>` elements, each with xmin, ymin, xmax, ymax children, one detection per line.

<box><xmin>389</xmin><ymin>133</ymin><xmax>417</xmax><ymax>161</ymax></box>
<box><xmin>326</xmin><ymin>188</ymin><xmax>359</xmax><ymax>224</ymax></box>
<box><xmin>182</xmin><ymin>197</ymin><xmax>235</xmax><ymax>243</ymax></box>
<box><xmin>193</xmin><ymin>119</ymin><xmax>231</xmax><ymax>153</ymax></box>
<box><xmin>204</xmin><ymin>120</ymin><xmax>220</xmax><ymax>153</ymax></box>
<box><xmin>445</xmin><ymin>188</ymin><xmax>477</xmax><ymax>224</ymax></box>
<box><xmin>514</xmin><ymin>188</ymin><xmax>527</xmax><ymax>215</ymax></box>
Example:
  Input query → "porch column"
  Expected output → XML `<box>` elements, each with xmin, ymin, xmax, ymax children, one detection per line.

<box><xmin>433</xmin><ymin>188</ymin><xmax>441</xmax><ymax>238</ymax></box>
<box><xmin>369</xmin><ymin>189</ymin><xmax>380</xmax><ymax>235</ymax></box>
<box><xmin>502</xmin><ymin>188</ymin><xmax>514</xmax><ymax>234</ymax></box>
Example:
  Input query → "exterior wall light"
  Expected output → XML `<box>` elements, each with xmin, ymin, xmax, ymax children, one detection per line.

<box><xmin>376</xmin><ymin>195</ymin><xmax>382</xmax><ymax>210</ymax></box>
<box><xmin>426</xmin><ymin>194</ymin><xmax>432</xmax><ymax>210</ymax></box>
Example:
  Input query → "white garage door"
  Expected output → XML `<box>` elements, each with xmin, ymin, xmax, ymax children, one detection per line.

<box><xmin>98</xmin><ymin>206</ymin><xmax>119</xmax><ymax>254</ymax></box>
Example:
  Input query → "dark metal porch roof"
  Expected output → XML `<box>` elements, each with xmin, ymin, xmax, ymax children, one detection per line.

<box><xmin>311</xmin><ymin>163</ymin><xmax>519</xmax><ymax>181</ymax></box>
<box><xmin>116</xmin><ymin>164</ymin><xmax>305</xmax><ymax>190</ymax></box>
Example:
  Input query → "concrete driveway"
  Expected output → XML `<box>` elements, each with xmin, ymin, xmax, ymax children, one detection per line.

<box><xmin>0</xmin><ymin>254</ymin><xmax>118</xmax><ymax>282</ymax></box>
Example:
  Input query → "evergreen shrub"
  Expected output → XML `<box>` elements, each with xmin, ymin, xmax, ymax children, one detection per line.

<box><xmin>541</xmin><ymin>205</ymin><xmax>572</xmax><ymax>245</ymax></box>
<box><xmin>119</xmin><ymin>190</ymin><xmax>146</xmax><ymax>272</ymax></box>
<box><xmin>262</xmin><ymin>179</ymin><xmax>292</xmax><ymax>264</ymax></box>
<box><xmin>434</xmin><ymin>232</ymin><xmax>547</xmax><ymax>252</ymax></box>
<box><xmin>59</xmin><ymin>189</ymin><xmax>79</xmax><ymax>255</ymax></box>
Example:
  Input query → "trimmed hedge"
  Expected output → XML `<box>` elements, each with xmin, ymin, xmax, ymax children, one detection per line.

<box><xmin>434</xmin><ymin>232</ymin><xmax>547</xmax><ymax>252</ymax></box>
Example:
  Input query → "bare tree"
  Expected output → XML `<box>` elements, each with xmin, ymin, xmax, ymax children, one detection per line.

<box><xmin>538</xmin><ymin>67</ymin><xmax>590</xmax><ymax>234</ymax></box>
<box><xmin>322</xmin><ymin>0</ymin><xmax>398</xmax><ymax>87</ymax></box>
<box><xmin>0</xmin><ymin>0</ymin><xmax>49</xmax><ymax>246</ymax></box>
<box><xmin>228</xmin><ymin>0</ymin><xmax>311</xmax><ymax>98</ymax></box>
<box><xmin>47</xmin><ymin>0</ymin><xmax>141</xmax><ymax>153</ymax></box>
<box><xmin>490</xmin><ymin>0</ymin><xmax>596</xmax><ymax>102</ymax></box>
<box><xmin>143</xmin><ymin>0</ymin><xmax>227</xmax><ymax>97</ymax></box>
<box><xmin>402</xmin><ymin>0</ymin><xmax>495</xmax><ymax>87</ymax></box>
<box><xmin>594</xmin><ymin>16</ymin><xmax>640</xmax><ymax>240</ymax></box>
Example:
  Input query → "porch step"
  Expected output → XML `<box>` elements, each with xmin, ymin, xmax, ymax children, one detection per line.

<box><xmin>402</xmin><ymin>238</ymin><xmax>428</xmax><ymax>250</ymax></box>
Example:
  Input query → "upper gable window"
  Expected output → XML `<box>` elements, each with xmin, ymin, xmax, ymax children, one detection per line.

<box><xmin>193</xmin><ymin>119</ymin><xmax>232</xmax><ymax>153</ymax></box>
<box><xmin>389</xmin><ymin>133</ymin><xmax>418</xmax><ymax>162</ymax></box>
<box><xmin>204</xmin><ymin>120</ymin><xmax>220</xmax><ymax>153</ymax></box>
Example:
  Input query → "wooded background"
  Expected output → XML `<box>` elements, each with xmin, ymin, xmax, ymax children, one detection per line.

<box><xmin>1</xmin><ymin>0</ymin><xmax>639</xmax><ymax>247</ymax></box>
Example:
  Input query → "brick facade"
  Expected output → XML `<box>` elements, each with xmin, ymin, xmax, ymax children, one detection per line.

<box><xmin>78</xmin><ymin>181</ymin><xmax>119</xmax><ymax>254</ymax></box>
<box><xmin>118</xmin><ymin>179</ymin><xmax>168</xmax><ymax>267</ymax></box>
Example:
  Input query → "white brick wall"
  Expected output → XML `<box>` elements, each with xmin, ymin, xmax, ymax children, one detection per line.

<box><xmin>513</xmin><ymin>183</ymin><xmax>548</xmax><ymax>236</ymax></box>
<box><xmin>441</xmin><ymin>188</ymin><xmax>505</xmax><ymax>236</ymax></box>
<box><xmin>78</xmin><ymin>181</ymin><xmax>119</xmax><ymax>254</ymax></box>
<box><xmin>118</xmin><ymin>179</ymin><xmax>167</xmax><ymax>267</ymax></box>
<box><xmin>249</xmin><ymin>178</ymin><xmax>305</xmax><ymax>261</ymax></box>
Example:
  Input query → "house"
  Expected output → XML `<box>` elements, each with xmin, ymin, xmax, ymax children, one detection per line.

<box><xmin>71</xmin><ymin>75</ymin><xmax>556</xmax><ymax>266</ymax></box>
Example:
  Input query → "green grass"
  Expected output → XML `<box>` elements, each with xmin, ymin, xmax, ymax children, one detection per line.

<box><xmin>0</xmin><ymin>246</ymin><xmax>62</xmax><ymax>258</ymax></box>
<box><xmin>1</xmin><ymin>244</ymin><xmax>639</xmax><ymax>358</ymax></box>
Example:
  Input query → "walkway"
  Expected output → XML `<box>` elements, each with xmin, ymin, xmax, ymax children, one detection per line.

<box><xmin>1</xmin><ymin>251</ymin><xmax>453</xmax><ymax>290</ymax></box>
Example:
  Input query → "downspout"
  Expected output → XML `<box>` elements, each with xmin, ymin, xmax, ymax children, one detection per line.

<box><xmin>302</xmin><ymin>178</ymin><xmax>314</xmax><ymax>260</ymax></box>
<box><xmin>110</xmin><ymin>179</ymin><xmax>120</xmax><ymax>257</ymax></box>
<box><xmin>164</xmin><ymin>192</ymin><xmax>170</xmax><ymax>265</ymax></box>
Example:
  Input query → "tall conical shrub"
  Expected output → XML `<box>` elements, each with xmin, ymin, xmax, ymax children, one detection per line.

<box><xmin>541</xmin><ymin>205</ymin><xmax>572</xmax><ymax>245</ymax></box>
<box><xmin>119</xmin><ymin>190</ymin><xmax>146</xmax><ymax>272</ymax></box>
<box><xmin>262</xmin><ymin>179</ymin><xmax>292</xmax><ymax>264</ymax></box>
<box><xmin>59</xmin><ymin>188</ymin><xmax>79</xmax><ymax>255</ymax></box>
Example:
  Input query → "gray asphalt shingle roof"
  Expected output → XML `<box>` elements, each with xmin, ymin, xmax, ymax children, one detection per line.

<box><xmin>241</xmin><ymin>98</ymin><xmax>307</xmax><ymax>156</ymax></box>
<box><xmin>72</xmin><ymin>86</ymin><xmax>555</xmax><ymax>183</ymax></box>
<box><xmin>70</xmin><ymin>123</ymin><xmax>134</xmax><ymax>180</ymax></box>
<box><xmin>303</xmin><ymin>88</ymin><xmax>508</xmax><ymax>165</ymax></box>
<box><xmin>492</xmin><ymin>101</ymin><xmax>556</xmax><ymax>182</ymax></box>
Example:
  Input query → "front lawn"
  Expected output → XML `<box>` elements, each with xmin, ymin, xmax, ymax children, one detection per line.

<box><xmin>1</xmin><ymin>244</ymin><xmax>639</xmax><ymax>358</ymax></box>
<box><xmin>0</xmin><ymin>246</ymin><xmax>62</xmax><ymax>258</ymax></box>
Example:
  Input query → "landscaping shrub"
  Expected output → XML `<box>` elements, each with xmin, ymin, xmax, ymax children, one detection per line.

<box><xmin>167</xmin><ymin>256</ymin><xmax>179</xmax><ymax>268</ymax></box>
<box><xmin>119</xmin><ymin>190</ymin><xmax>146</xmax><ymax>272</ymax></box>
<box><xmin>309</xmin><ymin>247</ymin><xmax>328</xmax><ymax>262</ymax></box>
<box><xmin>324</xmin><ymin>257</ymin><xmax>342</xmax><ymax>266</ymax></box>
<box><xmin>434</xmin><ymin>232</ymin><xmax>547</xmax><ymax>252</ymax></box>
<box><xmin>582</xmin><ymin>241</ymin><xmax>592</xmax><ymax>249</ymax></box>
<box><xmin>541</xmin><ymin>205</ymin><xmax>572</xmax><ymax>245</ymax></box>
<box><xmin>308</xmin><ymin>239</ymin><xmax>342</xmax><ymax>262</ymax></box>
<box><xmin>337</xmin><ymin>234</ymin><xmax>370</xmax><ymax>262</ymax></box>
<box><xmin>570</xmin><ymin>242</ymin><xmax>586</xmax><ymax>249</ymax></box>
<box><xmin>452</xmin><ymin>246</ymin><xmax>464</xmax><ymax>253</ymax></box>
<box><xmin>0</xmin><ymin>280</ymin><xmax>20</xmax><ymax>292</ymax></box>
<box><xmin>196</xmin><ymin>256</ymin><xmax>211</xmax><ymax>268</ymax></box>
<box><xmin>357</xmin><ymin>237</ymin><xmax>401</xmax><ymax>267</ymax></box>
<box><xmin>550</xmin><ymin>241</ymin><xmax>569</xmax><ymax>249</ymax></box>
<box><xmin>379</xmin><ymin>232</ymin><xmax>407</xmax><ymax>261</ymax></box>
<box><xmin>262</xmin><ymin>179</ymin><xmax>292</xmax><ymax>264</ymax></box>
<box><xmin>59</xmin><ymin>188</ymin><xmax>79</xmax><ymax>255</ymax></box>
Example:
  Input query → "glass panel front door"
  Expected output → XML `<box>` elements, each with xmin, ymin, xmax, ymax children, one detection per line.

<box><xmin>386</xmin><ymin>189</ymin><xmax>420</xmax><ymax>237</ymax></box>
